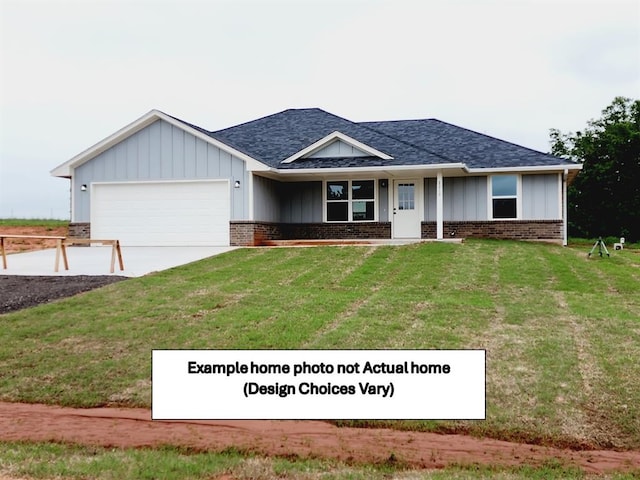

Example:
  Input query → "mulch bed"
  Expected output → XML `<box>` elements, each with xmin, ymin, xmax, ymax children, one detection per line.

<box><xmin>0</xmin><ymin>275</ymin><xmax>127</xmax><ymax>314</ymax></box>
<box><xmin>1</xmin><ymin>226</ymin><xmax>128</xmax><ymax>314</ymax></box>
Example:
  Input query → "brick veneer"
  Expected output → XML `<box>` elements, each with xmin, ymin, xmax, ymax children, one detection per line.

<box><xmin>230</xmin><ymin>222</ymin><xmax>283</xmax><ymax>246</ymax></box>
<box><xmin>75</xmin><ymin>220</ymin><xmax>562</xmax><ymax>246</ymax></box>
<box><xmin>421</xmin><ymin>220</ymin><xmax>563</xmax><ymax>240</ymax></box>
<box><xmin>68</xmin><ymin>222</ymin><xmax>91</xmax><ymax>239</ymax></box>
<box><xmin>230</xmin><ymin>221</ymin><xmax>392</xmax><ymax>246</ymax></box>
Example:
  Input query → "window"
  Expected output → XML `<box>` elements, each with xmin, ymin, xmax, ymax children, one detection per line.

<box><xmin>326</xmin><ymin>180</ymin><xmax>375</xmax><ymax>221</ymax></box>
<box><xmin>397</xmin><ymin>183</ymin><xmax>415</xmax><ymax>210</ymax></box>
<box><xmin>491</xmin><ymin>175</ymin><xmax>518</xmax><ymax>219</ymax></box>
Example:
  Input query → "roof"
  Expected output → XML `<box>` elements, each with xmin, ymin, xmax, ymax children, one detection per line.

<box><xmin>359</xmin><ymin>118</ymin><xmax>570</xmax><ymax>169</ymax></box>
<box><xmin>52</xmin><ymin>108</ymin><xmax>581</xmax><ymax>178</ymax></box>
<box><xmin>210</xmin><ymin>108</ymin><xmax>578</xmax><ymax>170</ymax></box>
<box><xmin>210</xmin><ymin>108</ymin><xmax>449</xmax><ymax>168</ymax></box>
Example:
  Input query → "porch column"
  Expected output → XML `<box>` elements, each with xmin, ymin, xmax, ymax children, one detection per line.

<box><xmin>563</xmin><ymin>169</ymin><xmax>568</xmax><ymax>246</ymax></box>
<box><xmin>436</xmin><ymin>170</ymin><xmax>444</xmax><ymax>240</ymax></box>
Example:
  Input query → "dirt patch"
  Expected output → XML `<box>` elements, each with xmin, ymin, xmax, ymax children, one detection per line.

<box><xmin>0</xmin><ymin>226</ymin><xmax>69</xmax><ymax>253</ymax></box>
<box><xmin>0</xmin><ymin>402</ymin><xmax>638</xmax><ymax>474</ymax></box>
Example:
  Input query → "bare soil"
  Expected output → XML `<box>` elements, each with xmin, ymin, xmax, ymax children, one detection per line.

<box><xmin>1</xmin><ymin>226</ymin><xmax>638</xmax><ymax>475</ymax></box>
<box><xmin>0</xmin><ymin>402</ymin><xmax>638</xmax><ymax>474</ymax></box>
<box><xmin>0</xmin><ymin>226</ymin><xmax>68</xmax><ymax>254</ymax></box>
<box><xmin>0</xmin><ymin>226</ymin><xmax>127</xmax><ymax>313</ymax></box>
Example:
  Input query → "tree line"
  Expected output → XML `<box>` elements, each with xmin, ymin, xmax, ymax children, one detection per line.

<box><xmin>550</xmin><ymin>96</ymin><xmax>639</xmax><ymax>243</ymax></box>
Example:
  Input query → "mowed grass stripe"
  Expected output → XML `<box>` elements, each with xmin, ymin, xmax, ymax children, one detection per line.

<box><xmin>543</xmin><ymin>247</ymin><xmax>640</xmax><ymax>447</ymax></box>
<box><xmin>0</xmin><ymin>240</ymin><xmax>638</xmax><ymax>450</ymax></box>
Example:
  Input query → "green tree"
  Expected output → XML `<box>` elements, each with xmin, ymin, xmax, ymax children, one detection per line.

<box><xmin>550</xmin><ymin>96</ymin><xmax>640</xmax><ymax>242</ymax></box>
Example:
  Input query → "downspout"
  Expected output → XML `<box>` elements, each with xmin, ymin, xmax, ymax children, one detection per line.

<box><xmin>563</xmin><ymin>169</ymin><xmax>568</xmax><ymax>246</ymax></box>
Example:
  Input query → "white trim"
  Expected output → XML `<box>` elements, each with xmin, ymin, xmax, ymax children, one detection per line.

<box><xmin>89</xmin><ymin>179</ymin><xmax>229</xmax><ymax>187</ymax></box>
<box><xmin>276</xmin><ymin>163</ymin><xmax>466</xmax><ymax>176</ymax></box>
<box><xmin>70</xmin><ymin>177</ymin><xmax>77</xmax><ymax>223</ymax></box>
<box><xmin>436</xmin><ymin>171</ymin><xmax>443</xmax><ymax>240</ymax></box>
<box><xmin>248</xmin><ymin>172</ymin><xmax>255</xmax><ymax>221</ymax></box>
<box><xmin>466</xmin><ymin>165</ymin><xmax>581</xmax><ymax>174</ymax></box>
<box><xmin>282</xmin><ymin>131</ymin><xmax>393</xmax><ymax>164</ymax></box>
<box><xmin>51</xmin><ymin>110</ymin><xmax>269</xmax><ymax>178</ymax></box>
<box><xmin>562</xmin><ymin>169</ymin><xmax>568</xmax><ymax>246</ymax></box>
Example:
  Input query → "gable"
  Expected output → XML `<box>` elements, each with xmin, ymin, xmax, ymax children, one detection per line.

<box><xmin>281</xmin><ymin>130</ymin><xmax>394</xmax><ymax>164</ymax></box>
<box><xmin>306</xmin><ymin>139</ymin><xmax>370</xmax><ymax>158</ymax></box>
<box><xmin>51</xmin><ymin>109</ymin><xmax>268</xmax><ymax>178</ymax></box>
<box><xmin>74</xmin><ymin>119</ymin><xmax>244</xmax><ymax>182</ymax></box>
<box><xmin>212</xmin><ymin>109</ymin><xmax>415</xmax><ymax>168</ymax></box>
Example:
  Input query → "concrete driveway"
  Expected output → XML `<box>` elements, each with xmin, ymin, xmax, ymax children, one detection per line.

<box><xmin>1</xmin><ymin>246</ymin><xmax>238</xmax><ymax>277</ymax></box>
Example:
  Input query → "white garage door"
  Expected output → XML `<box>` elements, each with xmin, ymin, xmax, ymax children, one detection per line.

<box><xmin>91</xmin><ymin>181</ymin><xmax>230</xmax><ymax>246</ymax></box>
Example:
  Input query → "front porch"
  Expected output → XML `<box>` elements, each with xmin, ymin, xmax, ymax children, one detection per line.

<box><xmin>230</xmin><ymin>220</ymin><xmax>563</xmax><ymax>246</ymax></box>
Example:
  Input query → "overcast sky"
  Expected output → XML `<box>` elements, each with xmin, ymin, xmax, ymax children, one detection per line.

<box><xmin>1</xmin><ymin>0</ymin><xmax>638</xmax><ymax>219</ymax></box>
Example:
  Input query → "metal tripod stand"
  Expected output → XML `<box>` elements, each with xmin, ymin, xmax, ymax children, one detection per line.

<box><xmin>588</xmin><ymin>237</ymin><xmax>610</xmax><ymax>257</ymax></box>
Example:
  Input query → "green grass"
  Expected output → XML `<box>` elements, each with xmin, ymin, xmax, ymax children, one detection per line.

<box><xmin>0</xmin><ymin>218</ymin><xmax>68</xmax><ymax>228</ymax></box>
<box><xmin>1</xmin><ymin>240</ymin><xmax>639</xmax><ymax>453</ymax></box>
<box><xmin>2</xmin><ymin>441</ymin><xmax>636</xmax><ymax>480</ymax></box>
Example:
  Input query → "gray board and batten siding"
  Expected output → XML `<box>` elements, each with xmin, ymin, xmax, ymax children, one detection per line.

<box><xmin>252</xmin><ymin>176</ymin><xmax>324</xmax><ymax>224</ymax></box>
<box><xmin>308</xmin><ymin>139</ymin><xmax>370</xmax><ymax>158</ymax></box>
<box><xmin>522</xmin><ymin>174</ymin><xmax>561</xmax><ymax>220</ymax></box>
<box><xmin>425</xmin><ymin>174</ymin><xmax>560</xmax><ymax>222</ymax></box>
<box><xmin>73</xmin><ymin>119</ymin><xmax>249</xmax><ymax>222</ymax></box>
<box><xmin>252</xmin><ymin>176</ymin><xmax>391</xmax><ymax>224</ymax></box>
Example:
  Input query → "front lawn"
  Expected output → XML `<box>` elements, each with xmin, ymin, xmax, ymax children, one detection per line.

<box><xmin>1</xmin><ymin>240</ymin><xmax>638</xmax><ymax>449</ymax></box>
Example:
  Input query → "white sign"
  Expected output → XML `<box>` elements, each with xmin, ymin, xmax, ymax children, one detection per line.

<box><xmin>152</xmin><ymin>349</ymin><xmax>485</xmax><ymax>420</ymax></box>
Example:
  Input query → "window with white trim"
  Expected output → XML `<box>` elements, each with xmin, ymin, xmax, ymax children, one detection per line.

<box><xmin>325</xmin><ymin>180</ymin><xmax>375</xmax><ymax>222</ymax></box>
<box><xmin>491</xmin><ymin>175</ymin><xmax>518</xmax><ymax>219</ymax></box>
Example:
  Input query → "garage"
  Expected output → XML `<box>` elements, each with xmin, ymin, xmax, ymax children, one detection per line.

<box><xmin>90</xmin><ymin>180</ymin><xmax>230</xmax><ymax>246</ymax></box>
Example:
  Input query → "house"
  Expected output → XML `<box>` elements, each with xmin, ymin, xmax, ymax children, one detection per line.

<box><xmin>51</xmin><ymin>108</ymin><xmax>582</xmax><ymax>247</ymax></box>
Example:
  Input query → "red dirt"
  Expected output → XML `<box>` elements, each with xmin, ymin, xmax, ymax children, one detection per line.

<box><xmin>0</xmin><ymin>226</ymin><xmax>68</xmax><ymax>253</ymax></box>
<box><xmin>0</xmin><ymin>402</ymin><xmax>638</xmax><ymax>474</ymax></box>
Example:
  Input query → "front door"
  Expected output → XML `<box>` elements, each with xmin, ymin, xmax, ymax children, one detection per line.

<box><xmin>393</xmin><ymin>179</ymin><xmax>421</xmax><ymax>238</ymax></box>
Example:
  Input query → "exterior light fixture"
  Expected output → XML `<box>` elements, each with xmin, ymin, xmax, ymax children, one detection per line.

<box><xmin>234</xmin><ymin>180</ymin><xmax>241</xmax><ymax>188</ymax></box>
<box><xmin>80</xmin><ymin>184</ymin><xmax>88</xmax><ymax>191</ymax></box>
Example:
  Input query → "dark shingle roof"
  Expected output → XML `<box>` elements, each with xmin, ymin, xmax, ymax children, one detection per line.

<box><xmin>359</xmin><ymin>119</ymin><xmax>573</xmax><ymax>168</ymax></box>
<box><xmin>210</xmin><ymin>108</ymin><xmax>448</xmax><ymax>168</ymax></box>
<box><xmin>176</xmin><ymin>108</ymin><xmax>576</xmax><ymax>170</ymax></box>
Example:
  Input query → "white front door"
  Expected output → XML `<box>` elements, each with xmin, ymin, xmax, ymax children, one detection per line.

<box><xmin>393</xmin><ymin>179</ymin><xmax>421</xmax><ymax>238</ymax></box>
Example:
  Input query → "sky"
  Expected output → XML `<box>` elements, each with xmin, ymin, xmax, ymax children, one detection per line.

<box><xmin>1</xmin><ymin>0</ymin><xmax>638</xmax><ymax>219</ymax></box>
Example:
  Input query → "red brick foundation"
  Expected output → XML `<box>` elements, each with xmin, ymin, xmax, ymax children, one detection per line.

<box><xmin>422</xmin><ymin>220</ymin><xmax>563</xmax><ymax>241</ymax></box>
<box><xmin>68</xmin><ymin>222</ymin><xmax>90</xmax><ymax>239</ymax></box>
<box><xmin>230</xmin><ymin>222</ymin><xmax>283</xmax><ymax>246</ymax></box>
<box><xmin>230</xmin><ymin>222</ymin><xmax>392</xmax><ymax>246</ymax></box>
<box><xmin>75</xmin><ymin>220</ymin><xmax>563</xmax><ymax>246</ymax></box>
